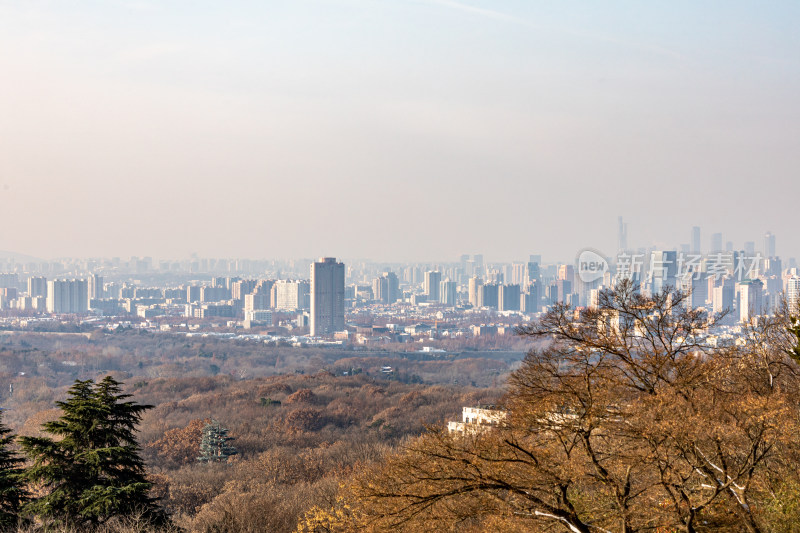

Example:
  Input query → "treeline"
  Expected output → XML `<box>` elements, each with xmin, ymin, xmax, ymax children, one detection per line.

<box><xmin>0</xmin><ymin>331</ymin><xmax>514</xmax><ymax>429</ymax></box>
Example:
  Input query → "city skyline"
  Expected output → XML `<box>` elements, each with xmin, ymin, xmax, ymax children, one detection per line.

<box><xmin>0</xmin><ymin>2</ymin><xmax>798</xmax><ymax>260</ymax></box>
<box><xmin>0</xmin><ymin>222</ymin><xmax>785</xmax><ymax>267</ymax></box>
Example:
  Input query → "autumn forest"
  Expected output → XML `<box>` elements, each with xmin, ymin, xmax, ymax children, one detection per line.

<box><xmin>2</xmin><ymin>283</ymin><xmax>800</xmax><ymax>532</ymax></box>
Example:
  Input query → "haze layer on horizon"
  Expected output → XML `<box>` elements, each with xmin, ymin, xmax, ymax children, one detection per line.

<box><xmin>0</xmin><ymin>1</ymin><xmax>798</xmax><ymax>262</ymax></box>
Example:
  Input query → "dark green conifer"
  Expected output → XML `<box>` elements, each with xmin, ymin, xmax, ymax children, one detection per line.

<box><xmin>0</xmin><ymin>411</ymin><xmax>26</xmax><ymax>528</ymax></box>
<box><xmin>19</xmin><ymin>377</ymin><xmax>165</xmax><ymax>526</ymax></box>
<box><xmin>197</xmin><ymin>420</ymin><xmax>238</xmax><ymax>463</ymax></box>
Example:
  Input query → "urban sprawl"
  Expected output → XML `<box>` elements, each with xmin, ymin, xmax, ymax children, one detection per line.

<box><xmin>0</xmin><ymin>222</ymin><xmax>795</xmax><ymax>351</ymax></box>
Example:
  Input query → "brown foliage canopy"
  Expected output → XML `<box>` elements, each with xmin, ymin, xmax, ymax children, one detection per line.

<box><xmin>144</xmin><ymin>419</ymin><xmax>208</xmax><ymax>469</ymax></box>
<box><xmin>349</xmin><ymin>282</ymin><xmax>800</xmax><ymax>533</ymax></box>
<box><xmin>286</xmin><ymin>388</ymin><xmax>317</xmax><ymax>405</ymax></box>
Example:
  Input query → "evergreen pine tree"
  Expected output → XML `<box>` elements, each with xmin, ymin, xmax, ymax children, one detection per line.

<box><xmin>19</xmin><ymin>377</ymin><xmax>166</xmax><ymax>526</ymax></box>
<box><xmin>0</xmin><ymin>411</ymin><xmax>26</xmax><ymax>528</ymax></box>
<box><xmin>197</xmin><ymin>420</ymin><xmax>238</xmax><ymax>463</ymax></box>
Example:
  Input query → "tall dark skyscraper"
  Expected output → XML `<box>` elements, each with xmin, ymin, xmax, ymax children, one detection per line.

<box><xmin>310</xmin><ymin>257</ymin><xmax>345</xmax><ymax>336</ymax></box>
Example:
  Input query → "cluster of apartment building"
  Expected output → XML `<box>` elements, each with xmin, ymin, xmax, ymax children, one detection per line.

<box><xmin>0</xmin><ymin>225</ymin><xmax>797</xmax><ymax>341</ymax></box>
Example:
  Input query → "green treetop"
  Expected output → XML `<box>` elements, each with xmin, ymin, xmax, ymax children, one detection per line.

<box><xmin>19</xmin><ymin>376</ymin><xmax>165</xmax><ymax>527</ymax></box>
<box><xmin>0</xmin><ymin>410</ymin><xmax>26</xmax><ymax>528</ymax></box>
<box><xmin>197</xmin><ymin>420</ymin><xmax>238</xmax><ymax>463</ymax></box>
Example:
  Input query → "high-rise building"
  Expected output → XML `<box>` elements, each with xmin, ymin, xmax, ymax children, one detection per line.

<box><xmin>764</xmin><ymin>257</ymin><xmax>782</xmax><ymax>278</ymax></box>
<box><xmin>186</xmin><ymin>285</ymin><xmax>202</xmax><ymax>303</ymax></box>
<box><xmin>557</xmin><ymin>264</ymin><xmax>574</xmax><ymax>284</ymax></box>
<box><xmin>46</xmin><ymin>279</ymin><xmax>89</xmax><ymax>314</ymax></box>
<box><xmin>546</xmin><ymin>281</ymin><xmax>559</xmax><ymax>304</ymax></box>
<box><xmin>440</xmin><ymin>280</ymin><xmax>457</xmax><ymax>306</ymax></box>
<box><xmin>511</xmin><ymin>263</ymin><xmax>526</xmax><ymax>285</ymax></box>
<box><xmin>459</xmin><ymin>254</ymin><xmax>470</xmax><ymax>280</ymax></box>
<box><xmin>232</xmin><ymin>279</ymin><xmax>258</xmax><ymax>300</ymax></box>
<box><xmin>739</xmin><ymin>279</ymin><xmax>763</xmax><ymax>323</ymax></box>
<box><xmin>244</xmin><ymin>280</ymin><xmax>273</xmax><ymax>312</ymax></box>
<box><xmin>679</xmin><ymin>273</ymin><xmax>707</xmax><ymax>309</ymax></box>
<box><xmin>556</xmin><ymin>279</ymin><xmax>572</xmax><ymax>303</ymax></box>
<box><xmin>787</xmin><ymin>277</ymin><xmax>800</xmax><ymax>314</ymax></box>
<box><xmin>468</xmin><ymin>277</ymin><xmax>483</xmax><ymax>307</ymax></box>
<box><xmin>618</xmin><ymin>216</ymin><xmax>628</xmax><ymax>251</ymax></box>
<box><xmin>764</xmin><ymin>231</ymin><xmax>776</xmax><ymax>258</ymax></box>
<box><xmin>522</xmin><ymin>281</ymin><xmax>540</xmax><ymax>313</ymax></box>
<box><xmin>88</xmin><ymin>274</ymin><xmax>104</xmax><ymax>303</ymax></box>
<box><xmin>588</xmin><ymin>288</ymin><xmax>601</xmax><ymax>309</ymax></box>
<box><xmin>710</xmin><ymin>232</ymin><xmax>723</xmax><ymax>252</ymax></box>
<box><xmin>200</xmin><ymin>286</ymin><xmax>230</xmax><ymax>302</ymax></box>
<box><xmin>473</xmin><ymin>255</ymin><xmax>484</xmax><ymax>278</ymax></box>
<box><xmin>373</xmin><ymin>272</ymin><xmax>400</xmax><ymax>304</ymax></box>
<box><xmin>691</xmin><ymin>226</ymin><xmax>701</xmax><ymax>253</ymax></box>
<box><xmin>424</xmin><ymin>271</ymin><xmax>442</xmax><ymax>302</ymax></box>
<box><xmin>712</xmin><ymin>277</ymin><xmax>735</xmax><ymax>317</ymax></box>
<box><xmin>480</xmin><ymin>283</ymin><xmax>499</xmax><ymax>310</ymax></box>
<box><xmin>0</xmin><ymin>274</ymin><xmax>18</xmax><ymax>289</ymax></box>
<box><xmin>274</xmin><ymin>280</ymin><xmax>310</xmax><ymax>310</ymax></box>
<box><xmin>499</xmin><ymin>284</ymin><xmax>521</xmax><ymax>311</ymax></box>
<box><xmin>650</xmin><ymin>251</ymin><xmax>678</xmax><ymax>294</ymax></box>
<box><xmin>28</xmin><ymin>276</ymin><xmax>47</xmax><ymax>298</ymax></box>
<box><xmin>310</xmin><ymin>257</ymin><xmax>345</xmax><ymax>336</ymax></box>
<box><xmin>525</xmin><ymin>261</ymin><xmax>540</xmax><ymax>290</ymax></box>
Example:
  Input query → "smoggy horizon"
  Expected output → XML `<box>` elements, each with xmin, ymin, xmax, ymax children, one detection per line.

<box><xmin>1</xmin><ymin>2</ymin><xmax>798</xmax><ymax>261</ymax></box>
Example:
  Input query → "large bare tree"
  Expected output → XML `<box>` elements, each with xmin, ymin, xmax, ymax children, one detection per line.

<box><xmin>346</xmin><ymin>281</ymin><xmax>800</xmax><ymax>532</ymax></box>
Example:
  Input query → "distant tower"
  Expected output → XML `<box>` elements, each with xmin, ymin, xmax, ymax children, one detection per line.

<box><xmin>89</xmin><ymin>273</ymin><xmax>104</xmax><ymax>300</ymax></box>
<box><xmin>739</xmin><ymin>279</ymin><xmax>763</xmax><ymax>323</ymax></box>
<box><xmin>618</xmin><ymin>216</ymin><xmax>628</xmax><ymax>251</ymax></box>
<box><xmin>710</xmin><ymin>233</ymin><xmax>723</xmax><ymax>253</ymax></box>
<box><xmin>472</xmin><ymin>255</ymin><xmax>484</xmax><ymax>278</ymax></box>
<box><xmin>499</xmin><ymin>284</ymin><xmax>521</xmax><ymax>311</ymax></box>
<box><xmin>691</xmin><ymin>226</ymin><xmax>701</xmax><ymax>254</ymax></box>
<box><xmin>468</xmin><ymin>277</ymin><xmax>483</xmax><ymax>307</ymax></box>
<box><xmin>310</xmin><ymin>258</ymin><xmax>345</xmax><ymax>336</ymax></box>
<box><xmin>764</xmin><ymin>231</ymin><xmax>776</xmax><ymax>258</ymax></box>
<box><xmin>28</xmin><ymin>276</ymin><xmax>47</xmax><ymax>298</ymax></box>
<box><xmin>46</xmin><ymin>279</ymin><xmax>89</xmax><ymax>314</ymax></box>
<box><xmin>424</xmin><ymin>271</ymin><xmax>441</xmax><ymax>302</ymax></box>
<box><xmin>439</xmin><ymin>280</ymin><xmax>457</xmax><ymax>306</ymax></box>
<box><xmin>650</xmin><ymin>251</ymin><xmax>678</xmax><ymax>294</ymax></box>
<box><xmin>373</xmin><ymin>272</ymin><xmax>399</xmax><ymax>304</ymax></box>
<box><xmin>787</xmin><ymin>276</ymin><xmax>800</xmax><ymax>314</ymax></box>
<box><xmin>511</xmin><ymin>263</ymin><xmax>526</xmax><ymax>285</ymax></box>
<box><xmin>712</xmin><ymin>277</ymin><xmax>735</xmax><ymax>321</ymax></box>
<box><xmin>525</xmin><ymin>261</ymin><xmax>540</xmax><ymax>290</ymax></box>
<box><xmin>557</xmin><ymin>264</ymin><xmax>574</xmax><ymax>284</ymax></box>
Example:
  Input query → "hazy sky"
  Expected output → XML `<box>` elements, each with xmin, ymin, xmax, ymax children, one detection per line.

<box><xmin>1</xmin><ymin>1</ymin><xmax>798</xmax><ymax>263</ymax></box>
